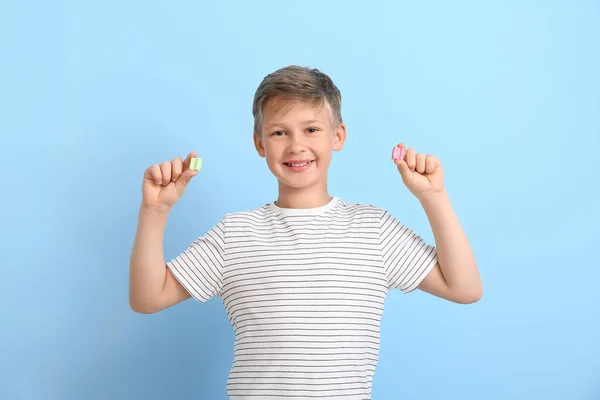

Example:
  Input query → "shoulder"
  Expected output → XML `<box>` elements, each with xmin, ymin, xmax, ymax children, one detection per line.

<box><xmin>334</xmin><ymin>197</ymin><xmax>387</xmax><ymax>219</ymax></box>
<box><xmin>221</xmin><ymin>202</ymin><xmax>275</xmax><ymax>226</ymax></box>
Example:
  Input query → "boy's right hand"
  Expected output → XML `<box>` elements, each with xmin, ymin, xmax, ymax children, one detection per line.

<box><xmin>141</xmin><ymin>151</ymin><xmax>198</xmax><ymax>212</ymax></box>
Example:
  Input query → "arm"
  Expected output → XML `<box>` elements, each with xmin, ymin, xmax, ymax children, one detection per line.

<box><xmin>417</xmin><ymin>190</ymin><xmax>482</xmax><ymax>304</ymax></box>
<box><xmin>129</xmin><ymin>152</ymin><xmax>198</xmax><ymax>314</ymax></box>
<box><xmin>393</xmin><ymin>144</ymin><xmax>482</xmax><ymax>304</ymax></box>
<box><xmin>129</xmin><ymin>207</ymin><xmax>191</xmax><ymax>314</ymax></box>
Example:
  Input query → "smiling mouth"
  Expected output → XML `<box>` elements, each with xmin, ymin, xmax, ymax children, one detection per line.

<box><xmin>283</xmin><ymin>160</ymin><xmax>314</xmax><ymax>167</ymax></box>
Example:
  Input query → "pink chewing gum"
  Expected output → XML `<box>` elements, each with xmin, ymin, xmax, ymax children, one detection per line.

<box><xmin>392</xmin><ymin>146</ymin><xmax>405</xmax><ymax>160</ymax></box>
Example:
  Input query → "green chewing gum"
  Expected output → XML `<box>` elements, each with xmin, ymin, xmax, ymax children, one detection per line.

<box><xmin>190</xmin><ymin>157</ymin><xmax>203</xmax><ymax>171</ymax></box>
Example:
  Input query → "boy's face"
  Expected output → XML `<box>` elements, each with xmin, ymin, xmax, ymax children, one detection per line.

<box><xmin>254</xmin><ymin>99</ymin><xmax>346</xmax><ymax>192</ymax></box>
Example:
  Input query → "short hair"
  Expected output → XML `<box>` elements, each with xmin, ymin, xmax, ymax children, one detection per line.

<box><xmin>252</xmin><ymin>65</ymin><xmax>343</xmax><ymax>134</ymax></box>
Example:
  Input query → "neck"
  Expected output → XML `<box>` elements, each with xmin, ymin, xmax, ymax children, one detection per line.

<box><xmin>276</xmin><ymin>181</ymin><xmax>332</xmax><ymax>209</ymax></box>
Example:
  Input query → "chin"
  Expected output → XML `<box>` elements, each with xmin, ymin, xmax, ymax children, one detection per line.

<box><xmin>280</xmin><ymin>178</ymin><xmax>319</xmax><ymax>190</ymax></box>
<box><xmin>277</xmin><ymin>173</ymin><xmax>322</xmax><ymax>189</ymax></box>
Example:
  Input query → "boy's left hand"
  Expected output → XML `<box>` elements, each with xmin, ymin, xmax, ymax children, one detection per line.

<box><xmin>393</xmin><ymin>143</ymin><xmax>445</xmax><ymax>200</ymax></box>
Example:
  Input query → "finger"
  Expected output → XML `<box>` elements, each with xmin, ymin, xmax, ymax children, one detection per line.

<box><xmin>394</xmin><ymin>158</ymin><xmax>413</xmax><ymax>184</ymax></box>
<box><xmin>425</xmin><ymin>154</ymin><xmax>438</xmax><ymax>175</ymax></box>
<box><xmin>171</xmin><ymin>157</ymin><xmax>183</xmax><ymax>182</ymax></box>
<box><xmin>175</xmin><ymin>168</ymin><xmax>197</xmax><ymax>197</ymax></box>
<box><xmin>405</xmin><ymin>148</ymin><xmax>417</xmax><ymax>171</ymax></box>
<box><xmin>182</xmin><ymin>151</ymin><xmax>197</xmax><ymax>171</ymax></box>
<box><xmin>144</xmin><ymin>164</ymin><xmax>163</xmax><ymax>185</ymax></box>
<box><xmin>416</xmin><ymin>153</ymin><xmax>426</xmax><ymax>174</ymax></box>
<box><xmin>160</xmin><ymin>161</ymin><xmax>172</xmax><ymax>186</ymax></box>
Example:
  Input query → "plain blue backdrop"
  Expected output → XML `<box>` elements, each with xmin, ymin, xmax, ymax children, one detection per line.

<box><xmin>1</xmin><ymin>1</ymin><xmax>599</xmax><ymax>399</ymax></box>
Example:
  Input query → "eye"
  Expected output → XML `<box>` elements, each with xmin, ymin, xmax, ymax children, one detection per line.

<box><xmin>306</xmin><ymin>127</ymin><xmax>320</xmax><ymax>133</ymax></box>
<box><xmin>270</xmin><ymin>130</ymin><xmax>285</xmax><ymax>136</ymax></box>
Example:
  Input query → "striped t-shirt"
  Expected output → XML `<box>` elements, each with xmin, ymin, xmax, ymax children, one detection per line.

<box><xmin>167</xmin><ymin>196</ymin><xmax>437</xmax><ymax>399</ymax></box>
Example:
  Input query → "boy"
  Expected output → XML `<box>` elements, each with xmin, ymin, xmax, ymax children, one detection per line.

<box><xmin>129</xmin><ymin>65</ymin><xmax>482</xmax><ymax>399</ymax></box>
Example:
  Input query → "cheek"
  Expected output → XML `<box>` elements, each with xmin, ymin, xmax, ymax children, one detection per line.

<box><xmin>315</xmin><ymin>140</ymin><xmax>334</xmax><ymax>160</ymax></box>
<box><xmin>263</xmin><ymin>144</ymin><xmax>281</xmax><ymax>165</ymax></box>
<box><xmin>319</xmin><ymin>154</ymin><xmax>332</xmax><ymax>165</ymax></box>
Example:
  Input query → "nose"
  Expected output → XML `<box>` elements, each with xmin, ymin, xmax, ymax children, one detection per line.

<box><xmin>286</xmin><ymin>132</ymin><xmax>306</xmax><ymax>153</ymax></box>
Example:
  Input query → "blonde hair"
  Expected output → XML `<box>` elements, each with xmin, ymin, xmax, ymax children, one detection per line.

<box><xmin>252</xmin><ymin>65</ymin><xmax>343</xmax><ymax>134</ymax></box>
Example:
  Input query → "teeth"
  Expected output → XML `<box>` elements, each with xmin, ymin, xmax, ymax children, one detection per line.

<box><xmin>289</xmin><ymin>162</ymin><xmax>308</xmax><ymax>167</ymax></box>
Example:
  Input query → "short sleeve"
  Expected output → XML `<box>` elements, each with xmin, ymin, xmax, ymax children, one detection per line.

<box><xmin>166</xmin><ymin>220</ymin><xmax>225</xmax><ymax>302</ymax></box>
<box><xmin>379</xmin><ymin>210</ymin><xmax>437</xmax><ymax>294</ymax></box>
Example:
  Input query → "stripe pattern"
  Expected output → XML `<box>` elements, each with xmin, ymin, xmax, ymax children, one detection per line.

<box><xmin>167</xmin><ymin>197</ymin><xmax>437</xmax><ymax>399</ymax></box>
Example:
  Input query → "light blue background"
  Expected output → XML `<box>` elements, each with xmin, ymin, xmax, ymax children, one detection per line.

<box><xmin>1</xmin><ymin>1</ymin><xmax>598</xmax><ymax>399</ymax></box>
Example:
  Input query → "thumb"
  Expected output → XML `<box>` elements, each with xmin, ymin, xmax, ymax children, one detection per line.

<box><xmin>175</xmin><ymin>168</ymin><xmax>197</xmax><ymax>195</ymax></box>
<box><xmin>395</xmin><ymin>159</ymin><xmax>413</xmax><ymax>184</ymax></box>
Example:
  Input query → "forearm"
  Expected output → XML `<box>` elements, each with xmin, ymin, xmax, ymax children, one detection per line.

<box><xmin>129</xmin><ymin>206</ymin><xmax>170</xmax><ymax>311</ymax></box>
<box><xmin>420</xmin><ymin>189</ymin><xmax>482</xmax><ymax>296</ymax></box>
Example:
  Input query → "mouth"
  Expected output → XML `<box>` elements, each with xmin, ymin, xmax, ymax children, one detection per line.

<box><xmin>283</xmin><ymin>160</ymin><xmax>315</xmax><ymax>172</ymax></box>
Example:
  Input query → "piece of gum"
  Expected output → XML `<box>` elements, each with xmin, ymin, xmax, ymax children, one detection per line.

<box><xmin>392</xmin><ymin>146</ymin><xmax>405</xmax><ymax>160</ymax></box>
<box><xmin>190</xmin><ymin>157</ymin><xmax>203</xmax><ymax>171</ymax></box>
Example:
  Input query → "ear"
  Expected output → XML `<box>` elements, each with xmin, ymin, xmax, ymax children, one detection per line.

<box><xmin>253</xmin><ymin>132</ymin><xmax>266</xmax><ymax>157</ymax></box>
<box><xmin>332</xmin><ymin>123</ymin><xmax>347</xmax><ymax>151</ymax></box>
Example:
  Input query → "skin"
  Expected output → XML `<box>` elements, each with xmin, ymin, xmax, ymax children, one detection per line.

<box><xmin>129</xmin><ymin>153</ymin><xmax>197</xmax><ymax>313</ymax></box>
<box><xmin>253</xmin><ymin>100</ymin><xmax>346</xmax><ymax>209</ymax></box>
<box><xmin>394</xmin><ymin>144</ymin><xmax>482</xmax><ymax>303</ymax></box>
<box><xmin>129</xmin><ymin>99</ymin><xmax>482</xmax><ymax>313</ymax></box>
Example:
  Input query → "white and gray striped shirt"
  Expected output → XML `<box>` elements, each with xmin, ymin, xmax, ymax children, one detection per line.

<box><xmin>167</xmin><ymin>196</ymin><xmax>437</xmax><ymax>399</ymax></box>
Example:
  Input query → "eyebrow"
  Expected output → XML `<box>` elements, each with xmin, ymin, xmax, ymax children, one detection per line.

<box><xmin>264</xmin><ymin>119</ymin><xmax>325</xmax><ymax>130</ymax></box>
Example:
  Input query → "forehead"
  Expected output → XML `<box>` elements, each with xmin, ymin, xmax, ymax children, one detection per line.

<box><xmin>262</xmin><ymin>98</ymin><xmax>331</xmax><ymax>124</ymax></box>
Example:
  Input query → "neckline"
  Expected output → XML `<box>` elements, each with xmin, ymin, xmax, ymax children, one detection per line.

<box><xmin>268</xmin><ymin>196</ymin><xmax>340</xmax><ymax>216</ymax></box>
